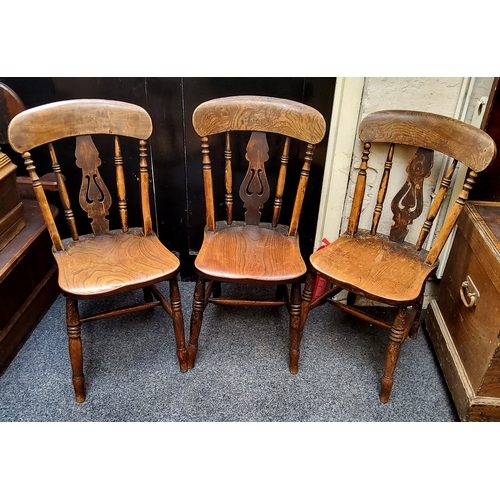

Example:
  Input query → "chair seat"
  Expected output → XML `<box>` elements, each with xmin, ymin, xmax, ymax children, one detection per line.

<box><xmin>310</xmin><ymin>230</ymin><xmax>438</xmax><ymax>304</ymax></box>
<box><xmin>195</xmin><ymin>222</ymin><xmax>306</xmax><ymax>283</ymax></box>
<box><xmin>53</xmin><ymin>228</ymin><xmax>180</xmax><ymax>298</ymax></box>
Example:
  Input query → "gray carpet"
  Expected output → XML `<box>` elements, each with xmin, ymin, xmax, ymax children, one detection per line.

<box><xmin>0</xmin><ymin>281</ymin><xmax>458</xmax><ymax>421</ymax></box>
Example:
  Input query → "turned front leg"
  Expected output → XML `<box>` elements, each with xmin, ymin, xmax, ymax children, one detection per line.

<box><xmin>66</xmin><ymin>298</ymin><xmax>85</xmax><ymax>402</ymax></box>
<box><xmin>187</xmin><ymin>276</ymin><xmax>206</xmax><ymax>369</ymax></box>
<box><xmin>169</xmin><ymin>277</ymin><xmax>188</xmax><ymax>372</ymax></box>
<box><xmin>380</xmin><ymin>307</ymin><xmax>407</xmax><ymax>403</ymax></box>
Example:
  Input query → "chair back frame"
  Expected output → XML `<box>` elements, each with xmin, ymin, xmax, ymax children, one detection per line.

<box><xmin>192</xmin><ymin>95</ymin><xmax>326</xmax><ymax>237</ymax></box>
<box><xmin>348</xmin><ymin>110</ymin><xmax>497</xmax><ymax>265</ymax></box>
<box><xmin>8</xmin><ymin>99</ymin><xmax>154</xmax><ymax>252</ymax></box>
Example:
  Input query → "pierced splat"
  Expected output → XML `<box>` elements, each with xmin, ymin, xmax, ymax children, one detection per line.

<box><xmin>239</xmin><ymin>131</ymin><xmax>271</xmax><ymax>225</ymax></box>
<box><xmin>390</xmin><ymin>147</ymin><xmax>433</xmax><ymax>243</ymax></box>
<box><xmin>75</xmin><ymin>135</ymin><xmax>112</xmax><ymax>236</ymax></box>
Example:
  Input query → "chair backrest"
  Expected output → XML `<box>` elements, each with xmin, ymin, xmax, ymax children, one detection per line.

<box><xmin>8</xmin><ymin>99</ymin><xmax>154</xmax><ymax>252</ymax></box>
<box><xmin>192</xmin><ymin>95</ymin><xmax>326</xmax><ymax>237</ymax></box>
<box><xmin>348</xmin><ymin>109</ymin><xmax>496</xmax><ymax>265</ymax></box>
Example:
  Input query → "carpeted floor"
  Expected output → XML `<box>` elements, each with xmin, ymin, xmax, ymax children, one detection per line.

<box><xmin>0</xmin><ymin>281</ymin><xmax>458</xmax><ymax>422</ymax></box>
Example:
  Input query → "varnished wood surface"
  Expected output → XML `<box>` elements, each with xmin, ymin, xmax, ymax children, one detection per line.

<box><xmin>239</xmin><ymin>131</ymin><xmax>270</xmax><ymax>225</ymax></box>
<box><xmin>425</xmin><ymin>201</ymin><xmax>500</xmax><ymax>420</ymax></box>
<box><xmin>301</xmin><ymin>110</ymin><xmax>497</xmax><ymax>403</ymax></box>
<box><xmin>470</xmin><ymin>201</ymin><xmax>500</xmax><ymax>251</ymax></box>
<box><xmin>195</xmin><ymin>222</ymin><xmax>306</xmax><ymax>283</ymax></box>
<box><xmin>189</xmin><ymin>95</ymin><xmax>326</xmax><ymax>373</ymax></box>
<box><xmin>433</xmin><ymin>205</ymin><xmax>500</xmax><ymax>396</ymax></box>
<box><xmin>0</xmin><ymin>83</ymin><xmax>25</xmax><ymax>144</ymax></box>
<box><xmin>7</xmin><ymin>99</ymin><xmax>188</xmax><ymax>401</ymax></box>
<box><xmin>8</xmin><ymin>99</ymin><xmax>153</xmax><ymax>152</ymax></box>
<box><xmin>192</xmin><ymin>95</ymin><xmax>326</xmax><ymax>144</ymax></box>
<box><xmin>54</xmin><ymin>229</ymin><xmax>180</xmax><ymax>298</ymax></box>
<box><xmin>426</xmin><ymin>301</ymin><xmax>500</xmax><ymax>421</ymax></box>
<box><xmin>0</xmin><ymin>200</ymin><xmax>59</xmax><ymax>374</ymax></box>
<box><xmin>310</xmin><ymin>230</ymin><xmax>436</xmax><ymax>305</ymax></box>
<box><xmin>0</xmin><ymin>201</ymin><xmax>57</xmax><ymax>280</ymax></box>
<box><xmin>359</xmin><ymin>109</ymin><xmax>496</xmax><ymax>172</ymax></box>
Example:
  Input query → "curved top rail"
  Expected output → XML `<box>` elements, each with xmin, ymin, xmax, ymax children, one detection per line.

<box><xmin>358</xmin><ymin>109</ymin><xmax>496</xmax><ymax>172</ymax></box>
<box><xmin>8</xmin><ymin>99</ymin><xmax>153</xmax><ymax>152</ymax></box>
<box><xmin>192</xmin><ymin>95</ymin><xmax>326</xmax><ymax>144</ymax></box>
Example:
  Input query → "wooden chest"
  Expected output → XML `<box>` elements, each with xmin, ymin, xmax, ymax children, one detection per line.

<box><xmin>0</xmin><ymin>200</ymin><xmax>59</xmax><ymax>374</ymax></box>
<box><xmin>0</xmin><ymin>151</ymin><xmax>25</xmax><ymax>251</ymax></box>
<box><xmin>426</xmin><ymin>201</ymin><xmax>500</xmax><ymax>421</ymax></box>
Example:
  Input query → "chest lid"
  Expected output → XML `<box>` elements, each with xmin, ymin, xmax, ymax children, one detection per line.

<box><xmin>467</xmin><ymin>201</ymin><xmax>500</xmax><ymax>253</ymax></box>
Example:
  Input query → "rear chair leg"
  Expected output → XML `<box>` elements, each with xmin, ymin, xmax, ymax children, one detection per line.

<box><xmin>66</xmin><ymin>297</ymin><xmax>85</xmax><ymax>402</ymax></box>
<box><xmin>409</xmin><ymin>293</ymin><xmax>424</xmax><ymax>340</ymax></box>
<box><xmin>346</xmin><ymin>291</ymin><xmax>356</xmax><ymax>307</ymax></box>
<box><xmin>187</xmin><ymin>276</ymin><xmax>206</xmax><ymax>369</ymax></box>
<box><xmin>299</xmin><ymin>271</ymin><xmax>316</xmax><ymax>341</ymax></box>
<box><xmin>169</xmin><ymin>277</ymin><xmax>188</xmax><ymax>372</ymax></box>
<box><xmin>143</xmin><ymin>286</ymin><xmax>155</xmax><ymax>303</ymax></box>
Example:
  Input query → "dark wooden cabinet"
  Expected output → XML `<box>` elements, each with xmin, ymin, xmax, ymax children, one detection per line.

<box><xmin>426</xmin><ymin>201</ymin><xmax>500</xmax><ymax>421</ymax></box>
<box><xmin>0</xmin><ymin>200</ymin><xmax>59</xmax><ymax>374</ymax></box>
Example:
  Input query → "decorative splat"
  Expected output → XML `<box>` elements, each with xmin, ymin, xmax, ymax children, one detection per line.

<box><xmin>75</xmin><ymin>135</ymin><xmax>112</xmax><ymax>236</ymax></box>
<box><xmin>390</xmin><ymin>147</ymin><xmax>433</xmax><ymax>243</ymax></box>
<box><xmin>239</xmin><ymin>131</ymin><xmax>270</xmax><ymax>225</ymax></box>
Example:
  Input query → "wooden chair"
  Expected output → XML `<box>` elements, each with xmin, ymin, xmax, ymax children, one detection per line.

<box><xmin>8</xmin><ymin>99</ymin><xmax>188</xmax><ymax>402</ymax></box>
<box><xmin>187</xmin><ymin>95</ymin><xmax>326</xmax><ymax>372</ymax></box>
<box><xmin>299</xmin><ymin>109</ymin><xmax>497</xmax><ymax>402</ymax></box>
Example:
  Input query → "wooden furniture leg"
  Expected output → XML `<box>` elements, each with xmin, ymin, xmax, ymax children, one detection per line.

<box><xmin>143</xmin><ymin>286</ymin><xmax>154</xmax><ymax>304</ymax></box>
<box><xmin>169</xmin><ymin>277</ymin><xmax>188</xmax><ymax>372</ymax></box>
<box><xmin>187</xmin><ymin>276</ymin><xmax>206</xmax><ymax>369</ymax></box>
<box><xmin>346</xmin><ymin>291</ymin><xmax>356</xmax><ymax>306</ymax></box>
<box><xmin>408</xmin><ymin>292</ymin><xmax>423</xmax><ymax>340</ymax></box>
<box><xmin>380</xmin><ymin>307</ymin><xmax>406</xmax><ymax>403</ymax></box>
<box><xmin>300</xmin><ymin>271</ymin><xmax>316</xmax><ymax>337</ymax></box>
<box><xmin>66</xmin><ymin>297</ymin><xmax>85</xmax><ymax>402</ymax></box>
<box><xmin>289</xmin><ymin>282</ymin><xmax>302</xmax><ymax>374</ymax></box>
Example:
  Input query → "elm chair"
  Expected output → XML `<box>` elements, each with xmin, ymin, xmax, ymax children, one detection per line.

<box><xmin>187</xmin><ymin>95</ymin><xmax>326</xmax><ymax>372</ymax></box>
<box><xmin>8</xmin><ymin>99</ymin><xmax>188</xmax><ymax>402</ymax></box>
<box><xmin>299</xmin><ymin>110</ymin><xmax>496</xmax><ymax>402</ymax></box>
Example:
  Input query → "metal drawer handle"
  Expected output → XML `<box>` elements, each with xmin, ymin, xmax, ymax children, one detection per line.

<box><xmin>460</xmin><ymin>275</ymin><xmax>480</xmax><ymax>308</ymax></box>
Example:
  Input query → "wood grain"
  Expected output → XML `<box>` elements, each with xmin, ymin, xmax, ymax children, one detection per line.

<box><xmin>189</xmin><ymin>95</ymin><xmax>326</xmax><ymax>373</ymax></box>
<box><xmin>7</xmin><ymin>99</ymin><xmax>187</xmax><ymax>401</ymax></box>
<box><xmin>195</xmin><ymin>222</ymin><xmax>305</xmax><ymax>283</ymax></box>
<box><xmin>54</xmin><ymin>229</ymin><xmax>180</xmax><ymax>298</ymax></box>
<box><xmin>301</xmin><ymin>109</ymin><xmax>497</xmax><ymax>403</ymax></box>
<box><xmin>359</xmin><ymin>109</ymin><xmax>496</xmax><ymax>172</ymax></box>
<box><xmin>310</xmin><ymin>229</ymin><xmax>436</xmax><ymax>304</ymax></box>
<box><xmin>8</xmin><ymin>99</ymin><xmax>153</xmax><ymax>152</ymax></box>
<box><xmin>192</xmin><ymin>95</ymin><xmax>326</xmax><ymax>144</ymax></box>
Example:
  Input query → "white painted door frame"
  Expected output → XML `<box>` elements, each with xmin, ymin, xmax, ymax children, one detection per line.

<box><xmin>313</xmin><ymin>77</ymin><xmax>365</xmax><ymax>249</ymax></box>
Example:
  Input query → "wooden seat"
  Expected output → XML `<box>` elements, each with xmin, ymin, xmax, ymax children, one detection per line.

<box><xmin>300</xmin><ymin>109</ymin><xmax>497</xmax><ymax>402</ymax></box>
<box><xmin>8</xmin><ymin>99</ymin><xmax>188</xmax><ymax>402</ymax></box>
<box><xmin>187</xmin><ymin>95</ymin><xmax>326</xmax><ymax>371</ymax></box>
